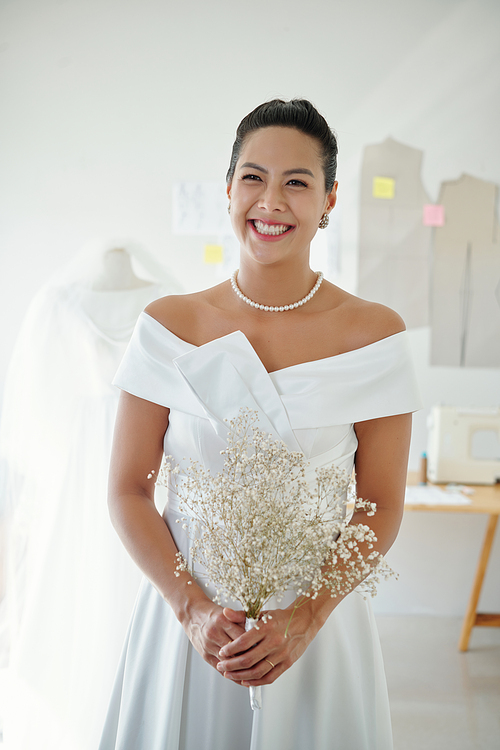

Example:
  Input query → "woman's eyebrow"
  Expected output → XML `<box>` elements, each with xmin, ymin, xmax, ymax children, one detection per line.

<box><xmin>239</xmin><ymin>162</ymin><xmax>267</xmax><ymax>173</ymax></box>
<box><xmin>283</xmin><ymin>167</ymin><xmax>315</xmax><ymax>178</ymax></box>
<box><xmin>239</xmin><ymin>162</ymin><xmax>315</xmax><ymax>178</ymax></box>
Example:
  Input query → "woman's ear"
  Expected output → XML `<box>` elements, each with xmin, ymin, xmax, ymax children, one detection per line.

<box><xmin>325</xmin><ymin>181</ymin><xmax>338</xmax><ymax>213</ymax></box>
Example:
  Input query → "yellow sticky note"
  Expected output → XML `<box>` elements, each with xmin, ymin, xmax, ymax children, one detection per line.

<box><xmin>204</xmin><ymin>244</ymin><xmax>223</xmax><ymax>264</ymax></box>
<box><xmin>373</xmin><ymin>177</ymin><xmax>395</xmax><ymax>199</ymax></box>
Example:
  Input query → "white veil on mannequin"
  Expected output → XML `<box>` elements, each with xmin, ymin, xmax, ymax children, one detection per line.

<box><xmin>0</xmin><ymin>239</ymin><xmax>181</xmax><ymax>750</ymax></box>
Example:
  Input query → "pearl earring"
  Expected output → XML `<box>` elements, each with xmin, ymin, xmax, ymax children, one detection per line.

<box><xmin>318</xmin><ymin>213</ymin><xmax>329</xmax><ymax>229</ymax></box>
<box><xmin>227</xmin><ymin>202</ymin><xmax>231</xmax><ymax>215</ymax></box>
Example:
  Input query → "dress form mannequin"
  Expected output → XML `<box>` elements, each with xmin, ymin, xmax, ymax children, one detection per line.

<box><xmin>81</xmin><ymin>248</ymin><xmax>157</xmax><ymax>342</ymax></box>
<box><xmin>91</xmin><ymin>248</ymin><xmax>153</xmax><ymax>291</ymax></box>
<box><xmin>0</xmin><ymin>242</ymin><xmax>179</xmax><ymax>749</ymax></box>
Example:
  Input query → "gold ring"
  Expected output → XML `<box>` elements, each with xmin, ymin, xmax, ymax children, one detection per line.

<box><xmin>265</xmin><ymin>658</ymin><xmax>275</xmax><ymax>669</ymax></box>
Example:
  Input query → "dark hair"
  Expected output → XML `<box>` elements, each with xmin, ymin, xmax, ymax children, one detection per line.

<box><xmin>226</xmin><ymin>99</ymin><xmax>338</xmax><ymax>192</ymax></box>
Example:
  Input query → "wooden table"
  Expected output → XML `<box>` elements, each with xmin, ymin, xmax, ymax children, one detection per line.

<box><xmin>405</xmin><ymin>472</ymin><xmax>500</xmax><ymax>651</ymax></box>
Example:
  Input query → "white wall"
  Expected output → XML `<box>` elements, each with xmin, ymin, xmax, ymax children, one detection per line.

<box><xmin>1</xmin><ymin>0</ymin><xmax>499</xmax><ymax>615</ymax></box>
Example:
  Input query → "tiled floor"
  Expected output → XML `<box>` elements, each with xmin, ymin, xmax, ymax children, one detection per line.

<box><xmin>377</xmin><ymin>616</ymin><xmax>500</xmax><ymax>750</ymax></box>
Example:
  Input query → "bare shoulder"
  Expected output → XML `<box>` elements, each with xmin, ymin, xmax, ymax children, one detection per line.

<box><xmin>354</xmin><ymin>296</ymin><xmax>406</xmax><ymax>338</ymax></box>
<box><xmin>144</xmin><ymin>291</ymin><xmax>206</xmax><ymax>337</ymax></box>
<box><xmin>144</xmin><ymin>282</ymin><xmax>228</xmax><ymax>342</ymax></box>
<box><xmin>327</xmin><ymin>285</ymin><xmax>406</xmax><ymax>352</ymax></box>
<box><xmin>145</xmin><ymin>292</ymin><xmax>198</xmax><ymax>327</ymax></box>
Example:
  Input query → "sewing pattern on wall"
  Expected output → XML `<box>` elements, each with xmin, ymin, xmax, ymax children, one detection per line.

<box><xmin>172</xmin><ymin>182</ymin><xmax>233</xmax><ymax>235</ymax></box>
<box><xmin>358</xmin><ymin>137</ymin><xmax>432</xmax><ymax>329</ymax></box>
<box><xmin>430</xmin><ymin>174</ymin><xmax>500</xmax><ymax>367</ymax></box>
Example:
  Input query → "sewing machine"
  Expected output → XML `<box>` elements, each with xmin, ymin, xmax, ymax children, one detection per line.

<box><xmin>427</xmin><ymin>406</ymin><xmax>500</xmax><ymax>485</ymax></box>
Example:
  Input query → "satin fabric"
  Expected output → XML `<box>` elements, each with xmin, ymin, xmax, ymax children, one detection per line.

<box><xmin>100</xmin><ymin>312</ymin><xmax>422</xmax><ymax>750</ymax></box>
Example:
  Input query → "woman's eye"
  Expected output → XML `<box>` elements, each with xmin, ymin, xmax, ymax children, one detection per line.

<box><xmin>242</xmin><ymin>174</ymin><xmax>262</xmax><ymax>182</ymax></box>
<box><xmin>287</xmin><ymin>179</ymin><xmax>307</xmax><ymax>187</ymax></box>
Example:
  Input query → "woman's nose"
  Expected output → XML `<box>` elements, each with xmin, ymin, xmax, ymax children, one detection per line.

<box><xmin>257</xmin><ymin>183</ymin><xmax>286</xmax><ymax>212</ymax></box>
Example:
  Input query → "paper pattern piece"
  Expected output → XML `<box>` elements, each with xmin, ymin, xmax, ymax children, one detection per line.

<box><xmin>423</xmin><ymin>204</ymin><xmax>445</xmax><ymax>227</ymax></box>
<box><xmin>204</xmin><ymin>244</ymin><xmax>223</xmax><ymax>264</ymax></box>
<box><xmin>430</xmin><ymin>174</ymin><xmax>500</xmax><ymax>367</ymax></box>
<box><xmin>358</xmin><ymin>138</ymin><xmax>432</xmax><ymax>328</ymax></box>
<box><xmin>372</xmin><ymin>176</ymin><xmax>395</xmax><ymax>199</ymax></box>
<box><xmin>172</xmin><ymin>182</ymin><xmax>232</xmax><ymax>236</ymax></box>
<box><xmin>405</xmin><ymin>485</ymin><xmax>472</xmax><ymax>506</ymax></box>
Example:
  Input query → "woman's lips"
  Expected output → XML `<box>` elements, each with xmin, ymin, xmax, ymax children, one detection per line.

<box><xmin>248</xmin><ymin>219</ymin><xmax>295</xmax><ymax>241</ymax></box>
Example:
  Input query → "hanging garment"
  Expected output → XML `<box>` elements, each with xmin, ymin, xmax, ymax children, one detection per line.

<box><xmin>1</xmin><ymin>281</ymin><xmax>167</xmax><ymax>750</ymax></box>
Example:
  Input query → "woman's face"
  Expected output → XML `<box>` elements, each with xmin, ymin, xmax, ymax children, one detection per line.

<box><xmin>227</xmin><ymin>126</ymin><xmax>337</xmax><ymax>267</ymax></box>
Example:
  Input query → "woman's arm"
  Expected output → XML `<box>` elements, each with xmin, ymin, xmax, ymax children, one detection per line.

<box><xmin>108</xmin><ymin>390</ymin><xmax>246</xmax><ymax>669</ymax></box>
<box><xmin>216</xmin><ymin>412</ymin><xmax>412</xmax><ymax>686</ymax></box>
<box><xmin>351</xmin><ymin>411</ymin><xmax>412</xmax><ymax>553</ymax></box>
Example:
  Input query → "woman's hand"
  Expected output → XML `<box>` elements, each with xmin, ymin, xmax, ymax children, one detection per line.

<box><xmin>216</xmin><ymin>603</ymin><xmax>322</xmax><ymax>687</ymax></box>
<box><xmin>184</xmin><ymin>604</ymin><xmax>247</xmax><ymax>671</ymax></box>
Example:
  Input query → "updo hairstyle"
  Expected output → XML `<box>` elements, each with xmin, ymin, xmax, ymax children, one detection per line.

<box><xmin>226</xmin><ymin>99</ymin><xmax>338</xmax><ymax>193</ymax></box>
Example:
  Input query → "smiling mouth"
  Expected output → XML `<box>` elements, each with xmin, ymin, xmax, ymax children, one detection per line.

<box><xmin>251</xmin><ymin>219</ymin><xmax>294</xmax><ymax>236</ymax></box>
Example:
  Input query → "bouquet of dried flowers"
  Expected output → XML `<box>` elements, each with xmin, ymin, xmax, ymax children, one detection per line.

<box><xmin>156</xmin><ymin>408</ymin><xmax>394</xmax><ymax>709</ymax></box>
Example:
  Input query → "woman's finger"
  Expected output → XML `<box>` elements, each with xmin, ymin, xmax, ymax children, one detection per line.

<box><xmin>222</xmin><ymin>607</ymin><xmax>246</xmax><ymax>624</ymax></box>
<box><xmin>221</xmin><ymin>620</ymin><xmax>246</xmax><ymax>643</ymax></box>
<box><xmin>217</xmin><ymin>633</ymin><xmax>282</xmax><ymax>673</ymax></box>
<box><xmin>218</xmin><ymin>656</ymin><xmax>278</xmax><ymax>682</ymax></box>
<box><xmin>218</xmin><ymin>622</ymin><xmax>266</xmax><ymax>658</ymax></box>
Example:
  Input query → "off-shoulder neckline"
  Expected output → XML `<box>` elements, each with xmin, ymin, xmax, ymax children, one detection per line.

<box><xmin>141</xmin><ymin>311</ymin><xmax>407</xmax><ymax>375</ymax></box>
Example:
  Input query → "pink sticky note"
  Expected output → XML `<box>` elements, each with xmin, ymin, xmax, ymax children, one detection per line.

<box><xmin>423</xmin><ymin>204</ymin><xmax>445</xmax><ymax>226</ymax></box>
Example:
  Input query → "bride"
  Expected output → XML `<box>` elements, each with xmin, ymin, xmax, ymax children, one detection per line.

<box><xmin>100</xmin><ymin>99</ymin><xmax>421</xmax><ymax>749</ymax></box>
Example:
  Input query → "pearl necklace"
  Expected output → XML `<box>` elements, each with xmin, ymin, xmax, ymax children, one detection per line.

<box><xmin>230</xmin><ymin>270</ymin><xmax>324</xmax><ymax>312</ymax></box>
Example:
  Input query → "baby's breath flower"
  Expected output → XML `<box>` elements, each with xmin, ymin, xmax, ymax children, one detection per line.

<box><xmin>156</xmin><ymin>408</ymin><xmax>395</xmax><ymax>622</ymax></box>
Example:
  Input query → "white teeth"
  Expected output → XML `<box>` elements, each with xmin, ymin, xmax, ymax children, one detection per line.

<box><xmin>253</xmin><ymin>220</ymin><xmax>291</xmax><ymax>236</ymax></box>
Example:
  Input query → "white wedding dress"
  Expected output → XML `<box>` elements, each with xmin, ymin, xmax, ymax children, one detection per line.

<box><xmin>99</xmin><ymin>312</ymin><xmax>421</xmax><ymax>750</ymax></box>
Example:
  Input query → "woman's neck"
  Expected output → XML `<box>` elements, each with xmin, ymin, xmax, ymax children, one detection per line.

<box><xmin>235</xmin><ymin>260</ymin><xmax>319</xmax><ymax>308</ymax></box>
